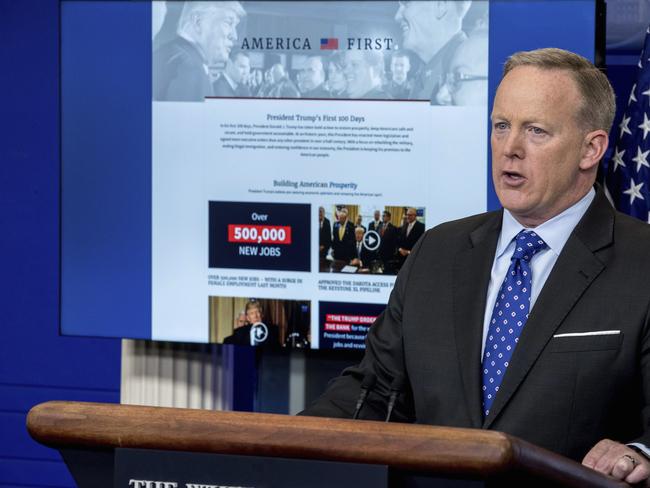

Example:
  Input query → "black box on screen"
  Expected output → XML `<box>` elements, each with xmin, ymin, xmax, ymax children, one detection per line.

<box><xmin>209</xmin><ymin>201</ymin><xmax>310</xmax><ymax>272</ymax></box>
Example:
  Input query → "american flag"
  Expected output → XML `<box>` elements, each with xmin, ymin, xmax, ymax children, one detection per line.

<box><xmin>320</xmin><ymin>38</ymin><xmax>339</xmax><ymax>50</ymax></box>
<box><xmin>604</xmin><ymin>26</ymin><xmax>650</xmax><ymax>223</ymax></box>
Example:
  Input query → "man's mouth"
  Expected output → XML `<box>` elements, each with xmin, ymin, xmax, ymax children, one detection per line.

<box><xmin>400</xmin><ymin>21</ymin><xmax>409</xmax><ymax>35</ymax></box>
<box><xmin>502</xmin><ymin>171</ymin><xmax>526</xmax><ymax>185</ymax></box>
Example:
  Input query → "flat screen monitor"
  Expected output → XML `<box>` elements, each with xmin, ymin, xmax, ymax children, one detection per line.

<box><xmin>60</xmin><ymin>0</ymin><xmax>598</xmax><ymax>349</ymax></box>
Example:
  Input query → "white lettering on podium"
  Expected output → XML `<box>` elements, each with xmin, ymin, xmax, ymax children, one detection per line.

<box><xmin>128</xmin><ymin>480</ymin><xmax>178</xmax><ymax>488</ymax></box>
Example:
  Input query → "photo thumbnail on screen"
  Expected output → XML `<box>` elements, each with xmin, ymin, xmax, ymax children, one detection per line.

<box><xmin>319</xmin><ymin>301</ymin><xmax>386</xmax><ymax>351</ymax></box>
<box><xmin>209</xmin><ymin>201</ymin><xmax>311</xmax><ymax>272</ymax></box>
<box><xmin>152</xmin><ymin>1</ymin><xmax>488</xmax><ymax>104</ymax></box>
<box><xmin>318</xmin><ymin>204</ymin><xmax>425</xmax><ymax>275</ymax></box>
<box><xmin>210</xmin><ymin>296</ymin><xmax>311</xmax><ymax>348</ymax></box>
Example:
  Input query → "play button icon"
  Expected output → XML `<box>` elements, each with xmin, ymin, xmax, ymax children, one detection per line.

<box><xmin>363</xmin><ymin>230</ymin><xmax>380</xmax><ymax>251</ymax></box>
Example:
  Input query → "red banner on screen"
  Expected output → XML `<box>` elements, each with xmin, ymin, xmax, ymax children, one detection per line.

<box><xmin>227</xmin><ymin>224</ymin><xmax>292</xmax><ymax>245</ymax></box>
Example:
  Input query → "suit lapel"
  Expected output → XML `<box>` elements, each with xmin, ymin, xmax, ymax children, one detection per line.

<box><xmin>483</xmin><ymin>191</ymin><xmax>614</xmax><ymax>429</ymax></box>
<box><xmin>453</xmin><ymin>213</ymin><xmax>502</xmax><ymax>428</ymax></box>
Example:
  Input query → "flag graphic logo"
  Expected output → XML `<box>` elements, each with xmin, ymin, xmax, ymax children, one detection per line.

<box><xmin>320</xmin><ymin>38</ymin><xmax>339</xmax><ymax>50</ymax></box>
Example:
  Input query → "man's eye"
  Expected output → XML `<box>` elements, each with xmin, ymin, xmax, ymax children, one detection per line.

<box><xmin>493</xmin><ymin>122</ymin><xmax>508</xmax><ymax>131</ymax></box>
<box><xmin>529</xmin><ymin>126</ymin><xmax>545</xmax><ymax>135</ymax></box>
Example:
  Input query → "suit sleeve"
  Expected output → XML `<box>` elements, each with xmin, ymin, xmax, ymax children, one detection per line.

<box><xmin>299</xmin><ymin>236</ymin><xmax>425</xmax><ymax>422</ymax></box>
<box><xmin>632</xmin><ymin>305</ymin><xmax>650</xmax><ymax>446</ymax></box>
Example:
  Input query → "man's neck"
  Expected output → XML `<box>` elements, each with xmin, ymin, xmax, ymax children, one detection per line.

<box><xmin>510</xmin><ymin>187</ymin><xmax>595</xmax><ymax>228</ymax></box>
<box><xmin>506</xmin><ymin>187</ymin><xmax>596</xmax><ymax>230</ymax></box>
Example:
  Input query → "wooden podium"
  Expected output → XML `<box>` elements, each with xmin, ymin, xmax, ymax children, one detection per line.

<box><xmin>27</xmin><ymin>401</ymin><xmax>627</xmax><ymax>487</ymax></box>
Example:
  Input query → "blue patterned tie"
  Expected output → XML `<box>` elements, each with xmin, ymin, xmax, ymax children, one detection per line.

<box><xmin>482</xmin><ymin>230</ymin><xmax>547</xmax><ymax>417</ymax></box>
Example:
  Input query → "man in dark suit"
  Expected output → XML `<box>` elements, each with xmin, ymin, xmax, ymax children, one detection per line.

<box><xmin>368</xmin><ymin>210</ymin><xmax>382</xmax><ymax>233</ymax></box>
<box><xmin>344</xmin><ymin>50</ymin><xmax>391</xmax><ymax>100</ymax></box>
<box><xmin>396</xmin><ymin>207</ymin><xmax>425</xmax><ymax>268</ymax></box>
<box><xmin>153</xmin><ymin>2</ymin><xmax>245</xmax><ymax>101</ymax></box>
<box><xmin>318</xmin><ymin>206</ymin><xmax>332</xmax><ymax>259</ymax></box>
<box><xmin>223</xmin><ymin>300</ymin><xmax>280</xmax><ymax>349</ymax></box>
<box><xmin>266</xmin><ymin>64</ymin><xmax>300</xmax><ymax>99</ymax></box>
<box><xmin>213</xmin><ymin>51</ymin><xmax>252</xmax><ymax>97</ymax></box>
<box><xmin>299</xmin><ymin>56</ymin><xmax>329</xmax><ymax>98</ymax></box>
<box><xmin>350</xmin><ymin>227</ymin><xmax>378</xmax><ymax>270</ymax></box>
<box><xmin>302</xmin><ymin>48</ymin><xmax>650</xmax><ymax>485</ymax></box>
<box><xmin>385</xmin><ymin>52</ymin><xmax>413</xmax><ymax>100</ymax></box>
<box><xmin>377</xmin><ymin>210</ymin><xmax>399</xmax><ymax>273</ymax></box>
<box><xmin>394</xmin><ymin>1</ymin><xmax>470</xmax><ymax>102</ymax></box>
<box><xmin>331</xmin><ymin>208</ymin><xmax>356</xmax><ymax>262</ymax></box>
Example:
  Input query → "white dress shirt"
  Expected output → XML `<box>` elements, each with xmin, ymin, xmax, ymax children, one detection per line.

<box><xmin>481</xmin><ymin>188</ymin><xmax>595</xmax><ymax>356</ymax></box>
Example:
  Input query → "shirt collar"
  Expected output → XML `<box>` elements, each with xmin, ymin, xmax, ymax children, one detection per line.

<box><xmin>495</xmin><ymin>187</ymin><xmax>596</xmax><ymax>259</ymax></box>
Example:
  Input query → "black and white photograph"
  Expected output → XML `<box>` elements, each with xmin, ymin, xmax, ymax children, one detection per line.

<box><xmin>152</xmin><ymin>1</ymin><xmax>489</xmax><ymax>103</ymax></box>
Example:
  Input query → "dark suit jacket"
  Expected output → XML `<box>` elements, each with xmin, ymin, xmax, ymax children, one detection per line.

<box><xmin>213</xmin><ymin>75</ymin><xmax>252</xmax><ymax>97</ymax></box>
<box><xmin>302</xmin><ymin>189</ymin><xmax>650</xmax><ymax>461</ymax></box>
<box><xmin>213</xmin><ymin>75</ymin><xmax>236</xmax><ymax>97</ymax></box>
<box><xmin>319</xmin><ymin>217</ymin><xmax>332</xmax><ymax>259</ymax></box>
<box><xmin>368</xmin><ymin>220</ymin><xmax>382</xmax><ymax>233</ymax></box>
<box><xmin>223</xmin><ymin>323</ymin><xmax>280</xmax><ymax>350</ymax></box>
<box><xmin>302</xmin><ymin>84</ymin><xmax>329</xmax><ymax>99</ymax></box>
<box><xmin>352</xmin><ymin>242</ymin><xmax>378</xmax><ymax>268</ymax></box>
<box><xmin>409</xmin><ymin>31</ymin><xmax>466</xmax><ymax>102</ymax></box>
<box><xmin>331</xmin><ymin>220</ymin><xmax>356</xmax><ymax>262</ymax></box>
<box><xmin>398</xmin><ymin>220</ymin><xmax>425</xmax><ymax>251</ymax></box>
<box><xmin>153</xmin><ymin>36</ymin><xmax>213</xmax><ymax>102</ymax></box>
<box><xmin>378</xmin><ymin>222</ymin><xmax>399</xmax><ymax>265</ymax></box>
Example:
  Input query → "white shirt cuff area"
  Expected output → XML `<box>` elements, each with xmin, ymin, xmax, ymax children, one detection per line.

<box><xmin>628</xmin><ymin>442</ymin><xmax>650</xmax><ymax>460</ymax></box>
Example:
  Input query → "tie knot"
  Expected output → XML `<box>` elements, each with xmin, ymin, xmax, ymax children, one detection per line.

<box><xmin>511</xmin><ymin>230</ymin><xmax>547</xmax><ymax>262</ymax></box>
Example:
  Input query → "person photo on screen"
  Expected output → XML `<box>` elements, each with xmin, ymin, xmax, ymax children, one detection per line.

<box><xmin>350</xmin><ymin>226</ymin><xmax>378</xmax><ymax>271</ymax></box>
<box><xmin>355</xmin><ymin>214</ymin><xmax>366</xmax><ymax>232</ymax></box>
<box><xmin>394</xmin><ymin>0</ymin><xmax>471</xmax><ymax>102</ymax></box>
<box><xmin>223</xmin><ymin>300</ymin><xmax>280</xmax><ymax>349</ymax></box>
<box><xmin>396</xmin><ymin>207</ymin><xmax>424</xmax><ymax>267</ymax></box>
<box><xmin>435</xmin><ymin>25</ymin><xmax>488</xmax><ymax>106</ymax></box>
<box><xmin>319</xmin><ymin>206</ymin><xmax>332</xmax><ymax>260</ymax></box>
<box><xmin>213</xmin><ymin>50</ymin><xmax>252</xmax><ymax>97</ymax></box>
<box><xmin>324</xmin><ymin>51</ymin><xmax>347</xmax><ymax>98</ymax></box>
<box><xmin>331</xmin><ymin>207</ymin><xmax>356</xmax><ymax>262</ymax></box>
<box><xmin>234</xmin><ymin>309</ymin><xmax>246</xmax><ymax>329</ymax></box>
<box><xmin>368</xmin><ymin>210</ymin><xmax>382</xmax><ymax>233</ymax></box>
<box><xmin>302</xmin><ymin>47</ymin><xmax>650</xmax><ymax>485</ymax></box>
<box><xmin>265</xmin><ymin>63</ymin><xmax>301</xmax><ymax>98</ymax></box>
<box><xmin>344</xmin><ymin>50</ymin><xmax>391</xmax><ymax>99</ymax></box>
<box><xmin>299</xmin><ymin>56</ymin><xmax>328</xmax><ymax>98</ymax></box>
<box><xmin>153</xmin><ymin>1</ymin><xmax>245</xmax><ymax>101</ymax></box>
<box><xmin>377</xmin><ymin>210</ymin><xmax>399</xmax><ymax>274</ymax></box>
<box><xmin>385</xmin><ymin>51</ymin><xmax>413</xmax><ymax>100</ymax></box>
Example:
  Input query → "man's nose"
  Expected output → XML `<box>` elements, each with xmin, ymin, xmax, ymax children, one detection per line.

<box><xmin>502</xmin><ymin>131</ymin><xmax>525</xmax><ymax>159</ymax></box>
<box><xmin>394</xmin><ymin>4</ymin><xmax>404</xmax><ymax>22</ymax></box>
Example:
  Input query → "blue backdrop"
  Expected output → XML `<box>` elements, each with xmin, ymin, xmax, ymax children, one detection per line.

<box><xmin>0</xmin><ymin>1</ymin><xmax>121</xmax><ymax>486</ymax></box>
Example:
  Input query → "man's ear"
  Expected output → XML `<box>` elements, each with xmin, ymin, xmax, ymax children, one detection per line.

<box><xmin>434</xmin><ymin>1</ymin><xmax>448</xmax><ymax>20</ymax></box>
<box><xmin>579</xmin><ymin>129</ymin><xmax>609</xmax><ymax>171</ymax></box>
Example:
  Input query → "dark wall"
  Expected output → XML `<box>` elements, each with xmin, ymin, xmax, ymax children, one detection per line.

<box><xmin>0</xmin><ymin>1</ymin><xmax>121</xmax><ymax>486</ymax></box>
